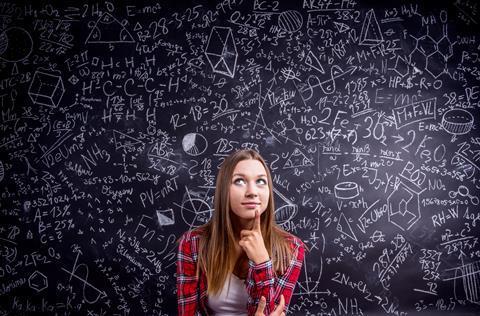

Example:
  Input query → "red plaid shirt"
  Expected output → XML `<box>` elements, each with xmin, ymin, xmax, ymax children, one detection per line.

<box><xmin>177</xmin><ymin>229</ymin><xmax>305</xmax><ymax>315</ymax></box>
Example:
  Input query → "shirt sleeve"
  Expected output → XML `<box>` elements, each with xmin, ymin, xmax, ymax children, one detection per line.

<box><xmin>176</xmin><ymin>232</ymin><xmax>200</xmax><ymax>316</ymax></box>
<box><xmin>245</xmin><ymin>237</ymin><xmax>305</xmax><ymax>315</ymax></box>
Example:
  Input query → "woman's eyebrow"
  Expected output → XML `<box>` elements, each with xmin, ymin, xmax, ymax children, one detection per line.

<box><xmin>232</xmin><ymin>173</ymin><xmax>267</xmax><ymax>177</ymax></box>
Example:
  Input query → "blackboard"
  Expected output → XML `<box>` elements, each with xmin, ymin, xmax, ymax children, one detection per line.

<box><xmin>1</xmin><ymin>0</ymin><xmax>480</xmax><ymax>315</ymax></box>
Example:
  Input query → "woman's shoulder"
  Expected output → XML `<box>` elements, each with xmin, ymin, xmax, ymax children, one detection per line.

<box><xmin>178</xmin><ymin>226</ymin><xmax>207</xmax><ymax>244</ymax></box>
<box><xmin>275</xmin><ymin>227</ymin><xmax>305</xmax><ymax>250</ymax></box>
<box><xmin>177</xmin><ymin>227</ymin><xmax>207</xmax><ymax>260</ymax></box>
<box><xmin>285</xmin><ymin>233</ymin><xmax>305</xmax><ymax>249</ymax></box>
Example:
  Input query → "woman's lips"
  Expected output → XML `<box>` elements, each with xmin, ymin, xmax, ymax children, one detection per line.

<box><xmin>242</xmin><ymin>203</ymin><xmax>259</xmax><ymax>208</ymax></box>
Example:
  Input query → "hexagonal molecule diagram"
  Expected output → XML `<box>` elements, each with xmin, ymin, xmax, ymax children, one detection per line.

<box><xmin>28</xmin><ymin>270</ymin><xmax>48</xmax><ymax>293</ymax></box>
<box><xmin>387</xmin><ymin>181</ymin><xmax>421</xmax><ymax>231</ymax></box>
<box><xmin>409</xmin><ymin>25</ymin><xmax>454</xmax><ymax>79</ymax></box>
<box><xmin>28</xmin><ymin>68</ymin><xmax>65</xmax><ymax>108</ymax></box>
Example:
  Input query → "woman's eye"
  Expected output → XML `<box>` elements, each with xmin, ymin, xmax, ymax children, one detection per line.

<box><xmin>233</xmin><ymin>178</ymin><xmax>245</xmax><ymax>185</ymax></box>
<box><xmin>257</xmin><ymin>179</ymin><xmax>267</xmax><ymax>185</ymax></box>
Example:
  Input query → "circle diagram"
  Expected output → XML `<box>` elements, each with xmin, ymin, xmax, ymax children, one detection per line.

<box><xmin>182</xmin><ymin>133</ymin><xmax>208</xmax><ymax>156</ymax></box>
<box><xmin>0</xmin><ymin>27</ymin><xmax>33</xmax><ymax>62</ymax></box>
<box><xmin>278</xmin><ymin>10</ymin><xmax>303</xmax><ymax>33</ymax></box>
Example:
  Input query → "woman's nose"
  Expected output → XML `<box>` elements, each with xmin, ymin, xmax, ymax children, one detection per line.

<box><xmin>245</xmin><ymin>182</ymin><xmax>258</xmax><ymax>197</ymax></box>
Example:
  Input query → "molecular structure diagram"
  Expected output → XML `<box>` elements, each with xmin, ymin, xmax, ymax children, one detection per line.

<box><xmin>408</xmin><ymin>25</ymin><xmax>455</xmax><ymax>78</ymax></box>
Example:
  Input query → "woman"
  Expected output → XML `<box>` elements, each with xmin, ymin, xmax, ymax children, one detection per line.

<box><xmin>177</xmin><ymin>149</ymin><xmax>305</xmax><ymax>315</ymax></box>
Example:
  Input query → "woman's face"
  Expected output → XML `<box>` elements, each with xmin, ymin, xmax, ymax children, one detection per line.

<box><xmin>229</xmin><ymin>159</ymin><xmax>270</xmax><ymax>226</ymax></box>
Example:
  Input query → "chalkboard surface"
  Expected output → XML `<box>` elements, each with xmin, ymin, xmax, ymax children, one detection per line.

<box><xmin>1</xmin><ymin>0</ymin><xmax>480</xmax><ymax>315</ymax></box>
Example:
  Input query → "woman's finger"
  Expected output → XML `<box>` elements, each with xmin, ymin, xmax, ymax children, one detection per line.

<box><xmin>240</xmin><ymin>230</ymin><xmax>254</xmax><ymax>238</ymax></box>
<box><xmin>278</xmin><ymin>294</ymin><xmax>285</xmax><ymax>308</ymax></box>
<box><xmin>255</xmin><ymin>296</ymin><xmax>266</xmax><ymax>316</ymax></box>
<box><xmin>254</xmin><ymin>209</ymin><xmax>261</xmax><ymax>231</ymax></box>
<box><xmin>239</xmin><ymin>237</ymin><xmax>251</xmax><ymax>244</ymax></box>
<box><xmin>269</xmin><ymin>294</ymin><xmax>286</xmax><ymax>315</ymax></box>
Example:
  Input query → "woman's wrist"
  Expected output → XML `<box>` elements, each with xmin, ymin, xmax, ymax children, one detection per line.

<box><xmin>253</xmin><ymin>254</ymin><xmax>270</xmax><ymax>265</ymax></box>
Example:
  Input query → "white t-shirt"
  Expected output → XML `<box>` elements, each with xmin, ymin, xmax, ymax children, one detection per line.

<box><xmin>207</xmin><ymin>273</ymin><xmax>249</xmax><ymax>315</ymax></box>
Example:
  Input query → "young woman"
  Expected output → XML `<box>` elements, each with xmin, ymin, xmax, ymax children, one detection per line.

<box><xmin>177</xmin><ymin>149</ymin><xmax>305</xmax><ymax>315</ymax></box>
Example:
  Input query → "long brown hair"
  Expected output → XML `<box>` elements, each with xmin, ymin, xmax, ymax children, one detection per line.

<box><xmin>197</xmin><ymin>149</ymin><xmax>295</xmax><ymax>295</ymax></box>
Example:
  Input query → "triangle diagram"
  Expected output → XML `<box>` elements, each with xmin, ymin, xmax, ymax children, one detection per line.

<box><xmin>359</xmin><ymin>9</ymin><xmax>383</xmax><ymax>46</ymax></box>
<box><xmin>11</xmin><ymin>63</ymin><xmax>19</xmax><ymax>75</ymax></box>
<box><xmin>27</xmin><ymin>133</ymin><xmax>37</xmax><ymax>143</ymax></box>
<box><xmin>283</xmin><ymin>148</ymin><xmax>314</xmax><ymax>169</ymax></box>
<box><xmin>337</xmin><ymin>212</ymin><xmax>358</xmax><ymax>241</ymax></box>
<box><xmin>113</xmin><ymin>130</ymin><xmax>143</xmax><ymax>150</ymax></box>
<box><xmin>214</xmin><ymin>58</ymin><xmax>230</xmax><ymax>75</ymax></box>
<box><xmin>333</xmin><ymin>21</ymin><xmax>350</xmax><ymax>33</ymax></box>
<box><xmin>86</xmin><ymin>12</ymin><xmax>134</xmax><ymax>44</ymax></box>
<box><xmin>265</xmin><ymin>60</ymin><xmax>273</xmax><ymax>71</ymax></box>
<box><xmin>305</xmin><ymin>50</ymin><xmax>325</xmax><ymax>74</ymax></box>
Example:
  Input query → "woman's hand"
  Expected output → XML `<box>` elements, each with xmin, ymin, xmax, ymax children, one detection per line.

<box><xmin>255</xmin><ymin>295</ymin><xmax>285</xmax><ymax>316</ymax></box>
<box><xmin>239</xmin><ymin>210</ymin><xmax>270</xmax><ymax>264</ymax></box>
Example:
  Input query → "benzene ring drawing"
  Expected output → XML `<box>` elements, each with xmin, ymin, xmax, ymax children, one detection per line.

<box><xmin>387</xmin><ymin>181</ymin><xmax>421</xmax><ymax>231</ymax></box>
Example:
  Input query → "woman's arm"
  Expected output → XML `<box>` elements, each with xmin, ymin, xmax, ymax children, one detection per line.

<box><xmin>246</xmin><ymin>237</ymin><xmax>305</xmax><ymax>315</ymax></box>
<box><xmin>176</xmin><ymin>231</ymin><xmax>200</xmax><ymax>316</ymax></box>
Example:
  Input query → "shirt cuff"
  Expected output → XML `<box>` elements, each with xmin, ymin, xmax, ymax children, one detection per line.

<box><xmin>248</xmin><ymin>259</ymin><xmax>275</xmax><ymax>286</ymax></box>
<box><xmin>248</xmin><ymin>258</ymin><xmax>271</xmax><ymax>268</ymax></box>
